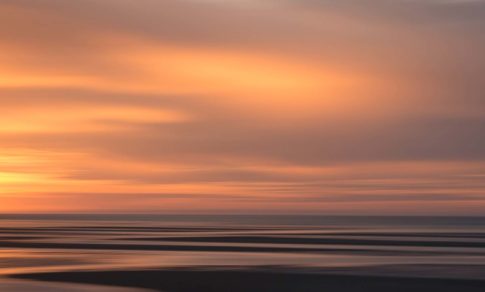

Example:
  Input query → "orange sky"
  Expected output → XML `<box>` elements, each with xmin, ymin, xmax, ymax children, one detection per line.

<box><xmin>0</xmin><ymin>0</ymin><xmax>484</xmax><ymax>214</ymax></box>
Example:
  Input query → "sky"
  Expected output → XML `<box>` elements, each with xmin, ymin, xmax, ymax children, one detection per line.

<box><xmin>0</xmin><ymin>0</ymin><xmax>484</xmax><ymax>214</ymax></box>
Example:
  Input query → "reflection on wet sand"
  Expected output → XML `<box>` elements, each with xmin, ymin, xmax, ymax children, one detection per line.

<box><xmin>0</xmin><ymin>279</ymin><xmax>151</xmax><ymax>292</ymax></box>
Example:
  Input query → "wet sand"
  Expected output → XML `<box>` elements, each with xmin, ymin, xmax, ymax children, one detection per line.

<box><xmin>13</xmin><ymin>268</ymin><xmax>485</xmax><ymax>292</ymax></box>
<box><xmin>125</xmin><ymin>235</ymin><xmax>485</xmax><ymax>248</ymax></box>
<box><xmin>2</xmin><ymin>240</ymin><xmax>483</xmax><ymax>256</ymax></box>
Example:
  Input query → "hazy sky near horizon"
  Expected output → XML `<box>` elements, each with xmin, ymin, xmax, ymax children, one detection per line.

<box><xmin>0</xmin><ymin>0</ymin><xmax>484</xmax><ymax>214</ymax></box>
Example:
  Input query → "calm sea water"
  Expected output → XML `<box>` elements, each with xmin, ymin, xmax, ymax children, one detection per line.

<box><xmin>2</xmin><ymin>215</ymin><xmax>485</xmax><ymax>291</ymax></box>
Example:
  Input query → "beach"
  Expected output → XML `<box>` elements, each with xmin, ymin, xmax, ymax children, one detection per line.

<box><xmin>1</xmin><ymin>215</ymin><xmax>485</xmax><ymax>291</ymax></box>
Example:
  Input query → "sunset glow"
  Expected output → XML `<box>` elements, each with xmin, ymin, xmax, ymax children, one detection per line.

<box><xmin>0</xmin><ymin>0</ymin><xmax>484</xmax><ymax>214</ymax></box>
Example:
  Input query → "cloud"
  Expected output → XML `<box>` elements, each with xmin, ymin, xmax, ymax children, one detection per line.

<box><xmin>0</xmin><ymin>0</ymin><xmax>484</xmax><ymax>213</ymax></box>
